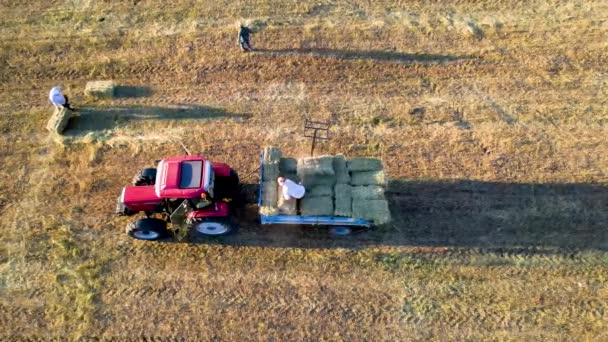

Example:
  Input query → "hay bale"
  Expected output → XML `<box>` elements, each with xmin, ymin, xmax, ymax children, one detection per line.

<box><xmin>259</xmin><ymin>206</ymin><xmax>279</xmax><ymax>216</ymax></box>
<box><xmin>263</xmin><ymin>146</ymin><xmax>282</xmax><ymax>163</ymax></box>
<box><xmin>352</xmin><ymin>185</ymin><xmax>386</xmax><ymax>200</ymax></box>
<box><xmin>85</xmin><ymin>80</ymin><xmax>116</xmax><ymax>98</ymax></box>
<box><xmin>277</xmin><ymin>196</ymin><xmax>297</xmax><ymax>215</ymax></box>
<box><xmin>307</xmin><ymin>185</ymin><xmax>333</xmax><ymax>197</ymax></box>
<box><xmin>300</xmin><ymin>196</ymin><xmax>334</xmax><ymax>216</ymax></box>
<box><xmin>262</xmin><ymin>162</ymin><xmax>279</xmax><ymax>182</ymax></box>
<box><xmin>261</xmin><ymin>181</ymin><xmax>278</xmax><ymax>207</ymax></box>
<box><xmin>297</xmin><ymin>156</ymin><xmax>335</xmax><ymax>178</ymax></box>
<box><xmin>347</xmin><ymin>158</ymin><xmax>383</xmax><ymax>172</ymax></box>
<box><xmin>352</xmin><ymin>198</ymin><xmax>391</xmax><ymax>225</ymax></box>
<box><xmin>334</xmin><ymin>184</ymin><xmax>352</xmax><ymax>217</ymax></box>
<box><xmin>279</xmin><ymin>157</ymin><xmax>297</xmax><ymax>173</ymax></box>
<box><xmin>46</xmin><ymin>107</ymin><xmax>74</xmax><ymax>134</ymax></box>
<box><xmin>300</xmin><ymin>175</ymin><xmax>337</xmax><ymax>188</ymax></box>
<box><xmin>280</xmin><ymin>172</ymin><xmax>300</xmax><ymax>183</ymax></box>
<box><xmin>333</xmin><ymin>154</ymin><xmax>350</xmax><ymax>184</ymax></box>
<box><xmin>350</xmin><ymin>170</ymin><xmax>386</xmax><ymax>186</ymax></box>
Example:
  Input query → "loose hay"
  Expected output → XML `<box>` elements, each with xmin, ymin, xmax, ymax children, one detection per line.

<box><xmin>352</xmin><ymin>185</ymin><xmax>386</xmax><ymax>200</ymax></box>
<box><xmin>85</xmin><ymin>80</ymin><xmax>116</xmax><ymax>98</ymax></box>
<box><xmin>350</xmin><ymin>170</ymin><xmax>386</xmax><ymax>186</ymax></box>
<box><xmin>279</xmin><ymin>157</ymin><xmax>297</xmax><ymax>173</ymax></box>
<box><xmin>347</xmin><ymin>157</ymin><xmax>383</xmax><ymax>172</ymax></box>
<box><xmin>300</xmin><ymin>196</ymin><xmax>334</xmax><ymax>216</ymax></box>
<box><xmin>334</xmin><ymin>184</ymin><xmax>352</xmax><ymax>217</ymax></box>
<box><xmin>352</xmin><ymin>198</ymin><xmax>391</xmax><ymax>225</ymax></box>
<box><xmin>46</xmin><ymin>107</ymin><xmax>74</xmax><ymax>134</ymax></box>
<box><xmin>333</xmin><ymin>154</ymin><xmax>350</xmax><ymax>184</ymax></box>
<box><xmin>263</xmin><ymin>146</ymin><xmax>282</xmax><ymax>163</ymax></box>
<box><xmin>306</xmin><ymin>185</ymin><xmax>333</xmax><ymax>197</ymax></box>
<box><xmin>277</xmin><ymin>196</ymin><xmax>297</xmax><ymax>215</ymax></box>
<box><xmin>259</xmin><ymin>206</ymin><xmax>279</xmax><ymax>216</ymax></box>
<box><xmin>297</xmin><ymin>156</ymin><xmax>335</xmax><ymax>177</ymax></box>
<box><xmin>261</xmin><ymin>181</ymin><xmax>278</xmax><ymax>207</ymax></box>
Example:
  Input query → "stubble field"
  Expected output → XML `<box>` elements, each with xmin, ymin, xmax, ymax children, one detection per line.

<box><xmin>1</xmin><ymin>0</ymin><xmax>607</xmax><ymax>340</ymax></box>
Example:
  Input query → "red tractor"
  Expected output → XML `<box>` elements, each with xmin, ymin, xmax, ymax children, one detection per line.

<box><xmin>116</xmin><ymin>155</ymin><xmax>240</xmax><ymax>240</ymax></box>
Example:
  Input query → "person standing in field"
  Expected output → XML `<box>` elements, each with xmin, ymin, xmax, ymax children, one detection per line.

<box><xmin>238</xmin><ymin>25</ymin><xmax>253</xmax><ymax>52</ymax></box>
<box><xmin>49</xmin><ymin>86</ymin><xmax>75</xmax><ymax>111</ymax></box>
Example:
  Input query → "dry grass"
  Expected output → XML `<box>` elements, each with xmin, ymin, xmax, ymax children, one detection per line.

<box><xmin>1</xmin><ymin>0</ymin><xmax>607</xmax><ymax>339</ymax></box>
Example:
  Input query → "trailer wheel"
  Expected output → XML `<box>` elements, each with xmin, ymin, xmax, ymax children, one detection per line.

<box><xmin>329</xmin><ymin>226</ymin><xmax>353</xmax><ymax>236</ymax></box>
<box><xmin>126</xmin><ymin>218</ymin><xmax>168</xmax><ymax>241</ymax></box>
<box><xmin>190</xmin><ymin>218</ymin><xmax>235</xmax><ymax>236</ymax></box>
<box><xmin>132</xmin><ymin>168</ymin><xmax>157</xmax><ymax>186</ymax></box>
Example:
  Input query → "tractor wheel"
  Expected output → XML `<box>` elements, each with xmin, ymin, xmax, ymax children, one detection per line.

<box><xmin>329</xmin><ymin>226</ymin><xmax>353</xmax><ymax>236</ymax></box>
<box><xmin>189</xmin><ymin>217</ymin><xmax>236</xmax><ymax>237</ymax></box>
<box><xmin>132</xmin><ymin>168</ymin><xmax>157</xmax><ymax>186</ymax></box>
<box><xmin>126</xmin><ymin>218</ymin><xmax>168</xmax><ymax>241</ymax></box>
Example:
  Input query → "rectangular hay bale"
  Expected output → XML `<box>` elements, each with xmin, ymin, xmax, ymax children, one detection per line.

<box><xmin>259</xmin><ymin>206</ymin><xmax>279</xmax><ymax>216</ymax></box>
<box><xmin>262</xmin><ymin>162</ymin><xmax>279</xmax><ymax>181</ymax></box>
<box><xmin>279</xmin><ymin>157</ymin><xmax>297</xmax><ymax>173</ymax></box>
<box><xmin>300</xmin><ymin>196</ymin><xmax>334</xmax><ymax>216</ymax></box>
<box><xmin>351</xmin><ymin>185</ymin><xmax>386</xmax><ymax>200</ymax></box>
<box><xmin>260</xmin><ymin>181</ymin><xmax>278</xmax><ymax>207</ymax></box>
<box><xmin>280</xmin><ymin>172</ymin><xmax>300</xmax><ymax>183</ymax></box>
<box><xmin>334</xmin><ymin>184</ymin><xmax>352</xmax><ymax>217</ymax></box>
<box><xmin>350</xmin><ymin>170</ymin><xmax>386</xmax><ymax>186</ymax></box>
<box><xmin>347</xmin><ymin>157</ymin><xmax>383</xmax><ymax>172</ymax></box>
<box><xmin>333</xmin><ymin>154</ymin><xmax>350</xmax><ymax>184</ymax></box>
<box><xmin>46</xmin><ymin>107</ymin><xmax>73</xmax><ymax>134</ymax></box>
<box><xmin>85</xmin><ymin>80</ymin><xmax>116</xmax><ymax>98</ymax></box>
<box><xmin>297</xmin><ymin>156</ymin><xmax>335</xmax><ymax>178</ymax></box>
<box><xmin>300</xmin><ymin>175</ymin><xmax>337</xmax><ymax>188</ymax></box>
<box><xmin>352</xmin><ymin>198</ymin><xmax>391</xmax><ymax>225</ymax></box>
<box><xmin>263</xmin><ymin>146</ymin><xmax>282</xmax><ymax>163</ymax></box>
<box><xmin>306</xmin><ymin>185</ymin><xmax>333</xmax><ymax>197</ymax></box>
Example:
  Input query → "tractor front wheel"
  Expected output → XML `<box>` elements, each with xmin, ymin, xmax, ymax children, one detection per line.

<box><xmin>126</xmin><ymin>218</ymin><xmax>169</xmax><ymax>241</ymax></box>
<box><xmin>189</xmin><ymin>217</ymin><xmax>235</xmax><ymax>237</ymax></box>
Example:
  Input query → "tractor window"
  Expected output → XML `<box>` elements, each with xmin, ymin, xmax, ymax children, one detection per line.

<box><xmin>179</xmin><ymin>161</ymin><xmax>203</xmax><ymax>189</ymax></box>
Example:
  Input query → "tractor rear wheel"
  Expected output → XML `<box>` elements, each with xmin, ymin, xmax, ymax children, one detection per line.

<box><xmin>132</xmin><ymin>168</ymin><xmax>157</xmax><ymax>186</ymax></box>
<box><xmin>126</xmin><ymin>218</ymin><xmax>168</xmax><ymax>241</ymax></box>
<box><xmin>189</xmin><ymin>217</ymin><xmax>235</xmax><ymax>236</ymax></box>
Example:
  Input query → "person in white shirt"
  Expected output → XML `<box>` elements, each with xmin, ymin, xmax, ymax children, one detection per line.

<box><xmin>277</xmin><ymin>177</ymin><xmax>305</xmax><ymax>215</ymax></box>
<box><xmin>49</xmin><ymin>86</ymin><xmax>75</xmax><ymax>110</ymax></box>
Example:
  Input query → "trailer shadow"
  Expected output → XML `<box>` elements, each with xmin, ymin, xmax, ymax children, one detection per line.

<box><xmin>181</xmin><ymin>179</ymin><xmax>608</xmax><ymax>251</ymax></box>
<box><xmin>254</xmin><ymin>48</ymin><xmax>476</xmax><ymax>64</ymax></box>
<box><xmin>64</xmin><ymin>104</ymin><xmax>251</xmax><ymax>136</ymax></box>
<box><xmin>114</xmin><ymin>85</ymin><xmax>153</xmax><ymax>98</ymax></box>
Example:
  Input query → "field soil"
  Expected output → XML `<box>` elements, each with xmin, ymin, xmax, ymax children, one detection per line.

<box><xmin>1</xmin><ymin>0</ymin><xmax>607</xmax><ymax>340</ymax></box>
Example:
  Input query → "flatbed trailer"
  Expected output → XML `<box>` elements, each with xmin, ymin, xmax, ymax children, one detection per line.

<box><xmin>258</xmin><ymin>153</ymin><xmax>372</xmax><ymax>235</ymax></box>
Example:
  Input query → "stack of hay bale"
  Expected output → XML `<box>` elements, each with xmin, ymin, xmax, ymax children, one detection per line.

<box><xmin>46</xmin><ymin>107</ymin><xmax>75</xmax><ymax>135</ymax></box>
<box><xmin>259</xmin><ymin>146</ymin><xmax>391</xmax><ymax>225</ymax></box>
<box><xmin>348</xmin><ymin>158</ymin><xmax>391</xmax><ymax>225</ymax></box>
<box><xmin>85</xmin><ymin>80</ymin><xmax>116</xmax><ymax>99</ymax></box>
<box><xmin>297</xmin><ymin>156</ymin><xmax>336</xmax><ymax>216</ymax></box>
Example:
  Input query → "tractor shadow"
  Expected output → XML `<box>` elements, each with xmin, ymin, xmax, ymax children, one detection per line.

<box><xmin>64</xmin><ymin>104</ymin><xmax>251</xmax><ymax>136</ymax></box>
<box><xmin>254</xmin><ymin>48</ymin><xmax>475</xmax><ymax>64</ymax></box>
<box><xmin>182</xmin><ymin>179</ymin><xmax>608</xmax><ymax>251</ymax></box>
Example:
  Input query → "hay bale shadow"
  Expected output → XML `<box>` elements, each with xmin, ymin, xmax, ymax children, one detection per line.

<box><xmin>64</xmin><ymin>104</ymin><xmax>251</xmax><ymax>136</ymax></box>
<box><xmin>114</xmin><ymin>86</ymin><xmax>153</xmax><ymax>98</ymax></box>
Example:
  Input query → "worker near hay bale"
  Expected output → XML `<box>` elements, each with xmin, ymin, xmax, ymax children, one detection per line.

<box><xmin>238</xmin><ymin>25</ymin><xmax>253</xmax><ymax>52</ymax></box>
<box><xmin>49</xmin><ymin>86</ymin><xmax>75</xmax><ymax>111</ymax></box>
<box><xmin>277</xmin><ymin>177</ymin><xmax>305</xmax><ymax>204</ymax></box>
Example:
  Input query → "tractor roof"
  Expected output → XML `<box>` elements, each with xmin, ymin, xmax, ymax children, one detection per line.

<box><xmin>154</xmin><ymin>156</ymin><xmax>212</xmax><ymax>198</ymax></box>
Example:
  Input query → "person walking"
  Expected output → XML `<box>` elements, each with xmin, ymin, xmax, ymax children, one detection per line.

<box><xmin>49</xmin><ymin>86</ymin><xmax>75</xmax><ymax>111</ymax></box>
<box><xmin>238</xmin><ymin>25</ymin><xmax>253</xmax><ymax>52</ymax></box>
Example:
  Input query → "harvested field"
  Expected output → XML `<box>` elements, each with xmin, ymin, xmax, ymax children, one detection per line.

<box><xmin>1</xmin><ymin>0</ymin><xmax>608</xmax><ymax>340</ymax></box>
